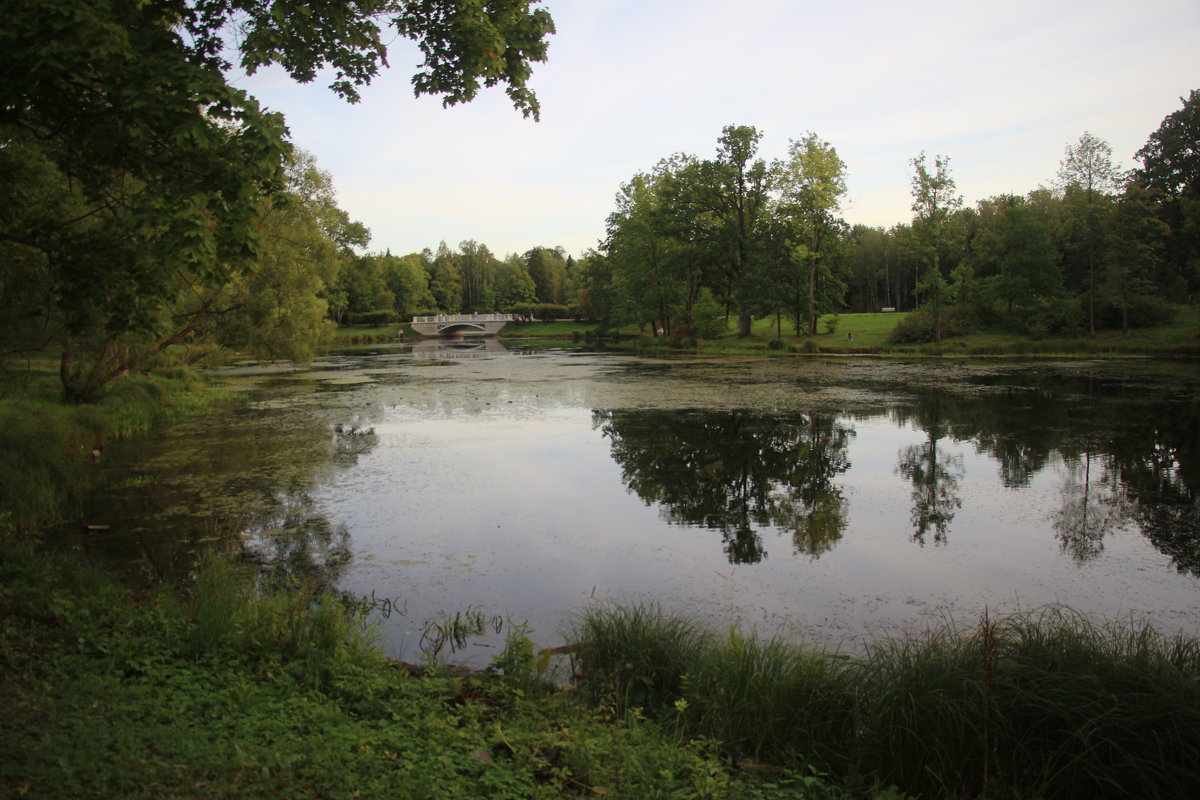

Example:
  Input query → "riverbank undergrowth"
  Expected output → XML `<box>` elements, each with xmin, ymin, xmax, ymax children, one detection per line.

<box><xmin>1</xmin><ymin>543</ymin><xmax>855</xmax><ymax>799</ymax></box>
<box><xmin>569</xmin><ymin>602</ymin><xmax>1200</xmax><ymax>799</ymax></box>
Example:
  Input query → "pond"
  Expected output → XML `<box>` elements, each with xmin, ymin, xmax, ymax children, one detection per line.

<box><xmin>64</xmin><ymin>342</ymin><xmax>1200</xmax><ymax>666</ymax></box>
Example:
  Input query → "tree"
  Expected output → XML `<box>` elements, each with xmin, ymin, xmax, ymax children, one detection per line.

<box><xmin>775</xmin><ymin>133</ymin><xmax>849</xmax><ymax>335</ymax></box>
<box><xmin>341</xmin><ymin>256</ymin><xmax>396</xmax><ymax>315</ymax></box>
<box><xmin>458</xmin><ymin>240</ymin><xmax>500</xmax><ymax>311</ymax></box>
<box><xmin>1102</xmin><ymin>182</ymin><xmax>1170</xmax><ymax>333</ymax></box>
<box><xmin>0</xmin><ymin>0</ymin><xmax>555</xmax><ymax>400</ymax></box>
<box><xmin>895</xmin><ymin>390</ymin><xmax>964</xmax><ymax>545</ymax></box>
<box><xmin>845</xmin><ymin>225</ymin><xmax>896</xmax><ymax>313</ymax></box>
<box><xmin>1055</xmin><ymin>132</ymin><xmax>1124</xmax><ymax>336</ymax></box>
<box><xmin>909</xmin><ymin>152</ymin><xmax>963</xmax><ymax>342</ymax></box>
<box><xmin>387</xmin><ymin>253</ymin><xmax>438</xmax><ymax>318</ymax></box>
<box><xmin>604</xmin><ymin>167</ymin><xmax>689</xmax><ymax>334</ymax></box>
<box><xmin>429</xmin><ymin>242</ymin><xmax>464</xmax><ymax>312</ymax></box>
<box><xmin>215</xmin><ymin>152</ymin><xmax>369</xmax><ymax>361</ymax></box>
<box><xmin>711</xmin><ymin>126</ymin><xmax>774</xmax><ymax>337</ymax></box>
<box><xmin>1135</xmin><ymin>89</ymin><xmax>1200</xmax><ymax>295</ymax></box>
<box><xmin>971</xmin><ymin>195</ymin><xmax>1060</xmax><ymax>317</ymax></box>
<box><xmin>496</xmin><ymin>257</ymin><xmax>538</xmax><ymax>309</ymax></box>
<box><xmin>570</xmin><ymin>249</ymin><xmax>615</xmax><ymax>327</ymax></box>
<box><xmin>524</xmin><ymin>247</ymin><xmax>567</xmax><ymax>304</ymax></box>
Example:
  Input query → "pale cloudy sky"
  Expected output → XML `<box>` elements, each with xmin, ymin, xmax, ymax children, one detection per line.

<box><xmin>235</xmin><ymin>0</ymin><xmax>1199</xmax><ymax>260</ymax></box>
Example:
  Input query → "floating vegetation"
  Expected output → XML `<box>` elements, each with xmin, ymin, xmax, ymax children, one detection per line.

<box><xmin>419</xmin><ymin>606</ymin><xmax>505</xmax><ymax>662</ymax></box>
<box><xmin>333</xmin><ymin>422</ymin><xmax>376</xmax><ymax>436</ymax></box>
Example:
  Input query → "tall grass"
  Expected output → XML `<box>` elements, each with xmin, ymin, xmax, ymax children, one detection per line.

<box><xmin>684</xmin><ymin>627</ymin><xmax>855</xmax><ymax>763</ymax></box>
<box><xmin>569</xmin><ymin>601</ymin><xmax>712</xmax><ymax>710</ymax></box>
<box><xmin>188</xmin><ymin>557</ymin><xmax>380</xmax><ymax>687</ymax></box>
<box><xmin>568</xmin><ymin>602</ymin><xmax>1200</xmax><ymax>798</ymax></box>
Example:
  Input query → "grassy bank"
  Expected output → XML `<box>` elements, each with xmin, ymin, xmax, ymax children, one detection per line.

<box><xmin>570</xmin><ymin>602</ymin><xmax>1200</xmax><ymax>799</ymax></box>
<box><xmin>502</xmin><ymin>306</ymin><xmax>1200</xmax><ymax>358</ymax></box>
<box><xmin>0</xmin><ymin>543</ymin><xmax>851</xmax><ymax>799</ymax></box>
<box><xmin>5</xmin><ymin>542</ymin><xmax>1197</xmax><ymax>798</ymax></box>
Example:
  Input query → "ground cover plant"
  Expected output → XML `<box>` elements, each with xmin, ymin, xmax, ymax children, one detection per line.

<box><xmin>1</xmin><ymin>543</ymin><xmax>858</xmax><ymax>800</ymax></box>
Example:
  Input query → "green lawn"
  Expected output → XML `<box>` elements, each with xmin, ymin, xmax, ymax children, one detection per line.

<box><xmin>503</xmin><ymin>307</ymin><xmax>1200</xmax><ymax>358</ymax></box>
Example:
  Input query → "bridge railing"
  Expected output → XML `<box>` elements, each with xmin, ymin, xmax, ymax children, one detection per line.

<box><xmin>411</xmin><ymin>313</ymin><xmax>514</xmax><ymax>323</ymax></box>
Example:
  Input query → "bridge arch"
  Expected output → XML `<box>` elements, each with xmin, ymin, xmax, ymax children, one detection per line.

<box><xmin>409</xmin><ymin>313</ymin><xmax>513</xmax><ymax>337</ymax></box>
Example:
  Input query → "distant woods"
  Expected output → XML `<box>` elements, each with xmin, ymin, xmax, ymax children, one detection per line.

<box><xmin>335</xmin><ymin>243</ymin><xmax>593</xmax><ymax>325</ymax></box>
<box><xmin>594</xmin><ymin>93</ymin><xmax>1200</xmax><ymax>343</ymax></box>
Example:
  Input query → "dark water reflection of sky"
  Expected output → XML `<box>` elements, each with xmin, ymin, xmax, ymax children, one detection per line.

<box><xmin>72</xmin><ymin>344</ymin><xmax>1200</xmax><ymax>665</ymax></box>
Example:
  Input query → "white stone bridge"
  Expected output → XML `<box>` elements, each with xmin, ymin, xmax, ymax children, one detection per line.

<box><xmin>409</xmin><ymin>313</ymin><xmax>513</xmax><ymax>337</ymax></box>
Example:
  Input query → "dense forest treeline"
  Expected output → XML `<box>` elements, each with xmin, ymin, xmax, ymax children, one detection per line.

<box><xmin>593</xmin><ymin>100</ymin><xmax>1200</xmax><ymax>344</ymax></box>
<box><xmin>315</xmin><ymin>91</ymin><xmax>1200</xmax><ymax>353</ymax></box>
<box><xmin>2</xmin><ymin>0</ymin><xmax>1197</xmax><ymax>404</ymax></box>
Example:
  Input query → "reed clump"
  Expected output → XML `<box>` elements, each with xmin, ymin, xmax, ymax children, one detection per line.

<box><xmin>568</xmin><ymin>603</ymin><xmax>1200</xmax><ymax>799</ymax></box>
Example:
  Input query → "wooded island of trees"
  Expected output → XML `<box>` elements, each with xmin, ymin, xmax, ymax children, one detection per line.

<box><xmin>2</xmin><ymin>1</ymin><xmax>1197</xmax><ymax>403</ymax></box>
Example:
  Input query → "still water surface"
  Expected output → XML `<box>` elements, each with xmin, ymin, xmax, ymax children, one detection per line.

<box><xmin>71</xmin><ymin>342</ymin><xmax>1200</xmax><ymax>664</ymax></box>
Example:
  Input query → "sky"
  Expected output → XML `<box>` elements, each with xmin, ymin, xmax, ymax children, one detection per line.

<box><xmin>234</xmin><ymin>0</ymin><xmax>1200</xmax><ymax>260</ymax></box>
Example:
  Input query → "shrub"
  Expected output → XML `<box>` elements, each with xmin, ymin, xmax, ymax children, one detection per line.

<box><xmin>887</xmin><ymin>311</ymin><xmax>935</xmax><ymax>344</ymax></box>
<box><xmin>569</xmin><ymin>602</ymin><xmax>712</xmax><ymax>711</ymax></box>
<box><xmin>691</xmin><ymin>288</ymin><xmax>727</xmax><ymax>339</ymax></box>
<box><xmin>345</xmin><ymin>309</ymin><xmax>396</xmax><ymax>326</ymax></box>
<box><xmin>823</xmin><ymin>314</ymin><xmax>840</xmax><ymax>334</ymax></box>
<box><xmin>1097</xmin><ymin>294</ymin><xmax>1177</xmax><ymax>329</ymax></box>
<box><xmin>534</xmin><ymin>303</ymin><xmax>570</xmax><ymax>321</ymax></box>
<box><xmin>887</xmin><ymin>308</ymin><xmax>977</xmax><ymax>343</ymax></box>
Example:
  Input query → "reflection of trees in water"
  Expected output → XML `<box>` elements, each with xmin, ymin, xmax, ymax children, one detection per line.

<box><xmin>1110</xmin><ymin>402</ymin><xmax>1200</xmax><ymax>574</ymax></box>
<box><xmin>891</xmin><ymin>377</ymin><xmax>1200</xmax><ymax>571</ymax></box>
<box><xmin>237</xmin><ymin>424</ymin><xmax>377</xmax><ymax>586</ymax></box>
<box><xmin>893</xmin><ymin>389</ymin><xmax>963</xmax><ymax>545</ymax></box>
<box><xmin>1052</xmin><ymin>452</ymin><xmax>1127</xmax><ymax>561</ymax></box>
<box><xmin>896</xmin><ymin>438</ymin><xmax>963</xmax><ymax>546</ymax></box>
<box><xmin>593</xmin><ymin>409</ymin><xmax>854</xmax><ymax>564</ymax></box>
<box><xmin>241</xmin><ymin>478</ymin><xmax>353</xmax><ymax>587</ymax></box>
<box><xmin>77</xmin><ymin>406</ymin><xmax>380</xmax><ymax>588</ymax></box>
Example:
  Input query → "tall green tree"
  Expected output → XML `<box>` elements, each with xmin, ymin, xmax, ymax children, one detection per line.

<box><xmin>387</xmin><ymin>253</ymin><xmax>438</xmax><ymax>319</ymax></box>
<box><xmin>1102</xmin><ymin>182</ymin><xmax>1170</xmax><ymax>333</ymax></box>
<box><xmin>710</xmin><ymin>126</ymin><xmax>774</xmax><ymax>337</ymax></box>
<box><xmin>345</xmin><ymin>256</ymin><xmax>395</xmax><ymax>315</ymax></box>
<box><xmin>524</xmin><ymin>246</ymin><xmax>568</xmax><ymax>304</ymax></box>
<box><xmin>845</xmin><ymin>225</ymin><xmax>896</xmax><ymax>313</ymax></box>
<box><xmin>496</xmin><ymin>255</ymin><xmax>538</xmax><ymax>309</ymax></box>
<box><xmin>458</xmin><ymin>240</ymin><xmax>500</xmax><ymax>311</ymax></box>
<box><xmin>971</xmin><ymin>195</ymin><xmax>1060</xmax><ymax>316</ymax></box>
<box><xmin>605</xmin><ymin>167</ymin><xmax>689</xmax><ymax>334</ymax></box>
<box><xmin>429</xmin><ymin>242</ymin><xmax>464</xmax><ymax>312</ymax></box>
<box><xmin>1055</xmin><ymin>132</ymin><xmax>1124</xmax><ymax>337</ymax></box>
<box><xmin>909</xmin><ymin>152</ymin><xmax>963</xmax><ymax>342</ymax></box>
<box><xmin>214</xmin><ymin>152</ymin><xmax>368</xmax><ymax>362</ymax></box>
<box><xmin>774</xmin><ymin>133</ymin><xmax>849</xmax><ymax>335</ymax></box>
<box><xmin>1135</xmin><ymin>89</ymin><xmax>1200</xmax><ymax>296</ymax></box>
<box><xmin>570</xmin><ymin>249</ymin><xmax>615</xmax><ymax>327</ymax></box>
